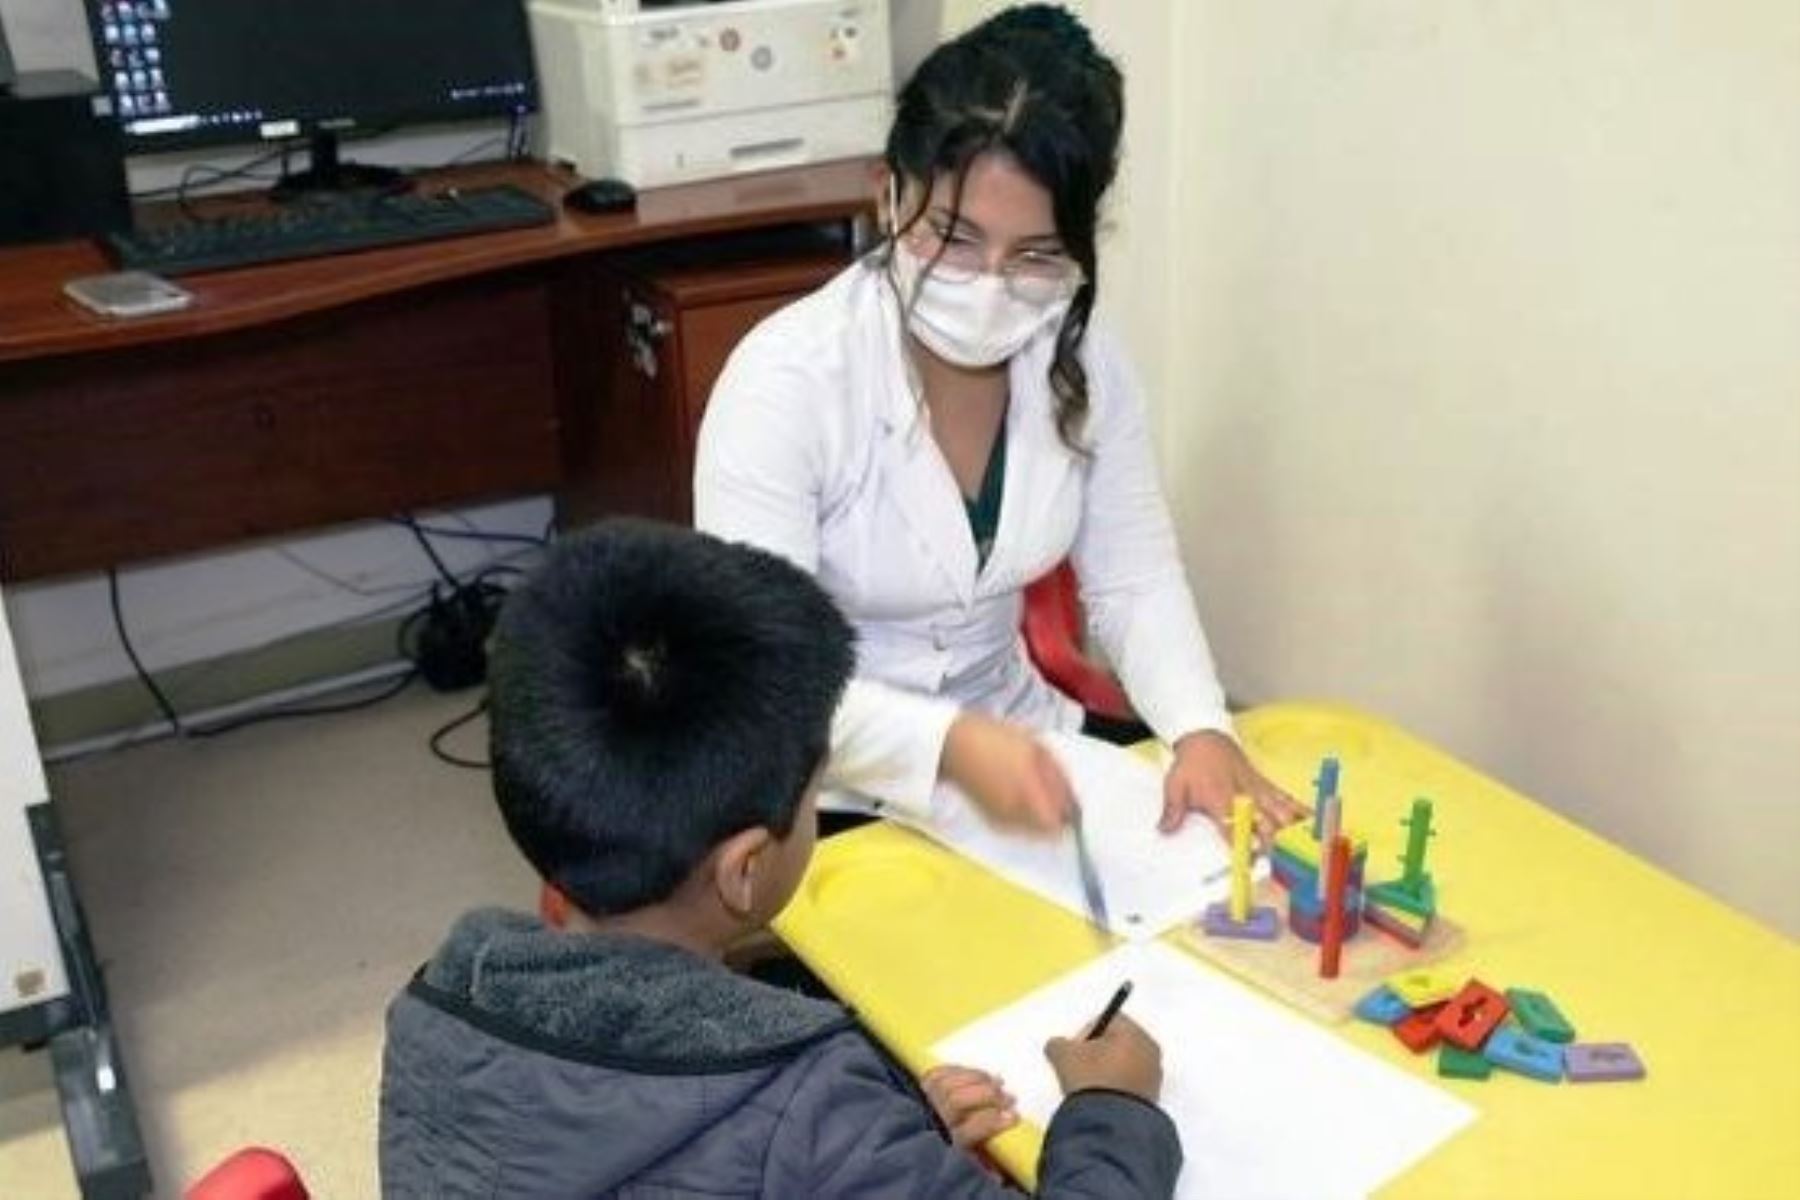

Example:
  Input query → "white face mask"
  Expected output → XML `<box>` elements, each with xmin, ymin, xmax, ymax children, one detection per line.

<box><xmin>890</xmin><ymin>241</ymin><xmax>1073</xmax><ymax>369</ymax></box>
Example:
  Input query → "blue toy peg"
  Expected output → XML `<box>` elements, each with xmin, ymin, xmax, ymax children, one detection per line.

<box><xmin>1312</xmin><ymin>756</ymin><xmax>1341</xmax><ymax>839</ymax></box>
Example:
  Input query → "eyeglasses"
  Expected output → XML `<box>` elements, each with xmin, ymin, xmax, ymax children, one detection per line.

<box><xmin>901</xmin><ymin>218</ymin><xmax>1085</xmax><ymax>305</ymax></box>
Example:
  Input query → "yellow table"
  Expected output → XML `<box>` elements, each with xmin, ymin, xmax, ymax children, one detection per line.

<box><xmin>775</xmin><ymin>702</ymin><xmax>1800</xmax><ymax>1199</ymax></box>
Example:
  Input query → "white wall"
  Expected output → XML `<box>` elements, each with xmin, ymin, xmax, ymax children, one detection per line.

<box><xmin>0</xmin><ymin>0</ymin><xmax>548</xmax><ymax>700</ymax></box>
<box><xmin>1090</xmin><ymin>0</ymin><xmax>1799</xmax><ymax>935</ymax></box>
<box><xmin>1</xmin><ymin>0</ymin><xmax>88</xmax><ymax>69</ymax></box>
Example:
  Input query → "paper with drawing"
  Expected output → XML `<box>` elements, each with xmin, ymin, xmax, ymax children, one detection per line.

<box><xmin>908</xmin><ymin>732</ymin><xmax>1236</xmax><ymax>939</ymax></box>
<box><xmin>932</xmin><ymin>941</ymin><xmax>1478</xmax><ymax>1200</ymax></box>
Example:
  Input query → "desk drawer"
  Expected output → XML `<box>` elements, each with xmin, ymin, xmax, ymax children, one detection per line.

<box><xmin>556</xmin><ymin>237</ymin><xmax>848</xmax><ymax>528</ymax></box>
<box><xmin>0</xmin><ymin>272</ymin><xmax>560</xmax><ymax>581</ymax></box>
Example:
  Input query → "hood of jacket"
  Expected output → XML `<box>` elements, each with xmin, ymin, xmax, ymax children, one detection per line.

<box><xmin>382</xmin><ymin>907</ymin><xmax>857</xmax><ymax>1195</ymax></box>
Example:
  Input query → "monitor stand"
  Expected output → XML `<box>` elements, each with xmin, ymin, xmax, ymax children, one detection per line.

<box><xmin>270</xmin><ymin>130</ymin><xmax>411</xmax><ymax>202</ymax></box>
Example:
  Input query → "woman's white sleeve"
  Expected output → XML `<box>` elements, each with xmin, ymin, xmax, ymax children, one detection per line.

<box><xmin>1069</xmin><ymin>340</ymin><xmax>1236</xmax><ymax>744</ymax></box>
<box><xmin>694</xmin><ymin>355</ymin><xmax>957</xmax><ymax>820</ymax></box>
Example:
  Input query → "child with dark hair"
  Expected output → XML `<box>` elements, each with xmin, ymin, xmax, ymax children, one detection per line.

<box><xmin>378</xmin><ymin>519</ymin><xmax>1182</xmax><ymax>1197</ymax></box>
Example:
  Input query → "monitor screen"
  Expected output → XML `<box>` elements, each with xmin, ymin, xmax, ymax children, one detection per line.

<box><xmin>84</xmin><ymin>0</ymin><xmax>536</xmax><ymax>150</ymax></box>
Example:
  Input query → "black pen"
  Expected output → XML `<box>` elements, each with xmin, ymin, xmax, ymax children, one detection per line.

<box><xmin>1086</xmin><ymin>980</ymin><xmax>1133</xmax><ymax>1040</ymax></box>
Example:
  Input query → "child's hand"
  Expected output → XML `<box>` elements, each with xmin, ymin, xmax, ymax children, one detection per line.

<box><xmin>1043</xmin><ymin>1012</ymin><xmax>1163</xmax><ymax>1103</ymax></box>
<box><xmin>922</xmin><ymin>1063</ymin><xmax>1019</xmax><ymax>1149</ymax></box>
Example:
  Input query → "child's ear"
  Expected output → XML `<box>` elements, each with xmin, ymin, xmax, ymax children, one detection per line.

<box><xmin>540</xmin><ymin>883</ymin><xmax>574</xmax><ymax>929</ymax></box>
<box><xmin>713</xmin><ymin>827</ymin><xmax>775</xmax><ymax>919</ymax></box>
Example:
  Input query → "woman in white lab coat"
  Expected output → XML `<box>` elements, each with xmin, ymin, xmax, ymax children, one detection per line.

<box><xmin>696</xmin><ymin>6</ymin><xmax>1300</xmax><ymax>844</ymax></box>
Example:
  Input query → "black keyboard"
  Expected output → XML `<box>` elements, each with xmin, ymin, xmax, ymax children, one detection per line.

<box><xmin>105</xmin><ymin>185</ymin><xmax>557</xmax><ymax>276</ymax></box>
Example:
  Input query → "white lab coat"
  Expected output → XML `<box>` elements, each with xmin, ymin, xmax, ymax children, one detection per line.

<box><xmin>694</xmin><ymin>259</ymin><xmax>1231</xmax><ymax>821</ymax></box>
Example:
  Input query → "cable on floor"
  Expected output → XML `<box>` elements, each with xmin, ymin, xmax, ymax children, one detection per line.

<box><xmin>428</xmin><ymin>698</ymin><xmax>490</xmax><ymax>770</ymax></box>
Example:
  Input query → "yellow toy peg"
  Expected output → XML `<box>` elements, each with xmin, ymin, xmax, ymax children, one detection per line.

<box><xmin>1230</xmin><ymin>795</ymin><xmax>1253</xmax><ymax>922</ymax></box>
<box><xmin>1200</xmin><ymin>794</ymin><xmax>1280</xmax><ymax>942</ymax></box>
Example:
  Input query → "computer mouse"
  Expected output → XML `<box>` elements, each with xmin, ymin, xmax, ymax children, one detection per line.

<box><xmin>562</xmin><ymin>177</ymin><xmax>638</xmax><ymax>215</ymax></box>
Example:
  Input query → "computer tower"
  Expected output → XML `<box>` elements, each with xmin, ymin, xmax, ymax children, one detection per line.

<box><xmin>0</xmin><ymin>71</ymin><xmax>131</xmax><ymax>248</ymax></box>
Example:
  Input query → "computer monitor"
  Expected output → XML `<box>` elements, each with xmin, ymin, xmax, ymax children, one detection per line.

<box><xmin>82</xmin><ymin>0</ymin><xmax>537</xmax><ymax>195</ymax></box>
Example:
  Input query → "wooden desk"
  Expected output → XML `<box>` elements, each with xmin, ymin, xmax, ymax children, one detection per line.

<box><xmin>0</xmin><ymin>159</ymin><xmax>871</xmax><ymax>582</ymax></box>
<box><xmin>775</xmin><ymin>703</ymin><xmax>1800</xmax><ymax>1199</ymax></box>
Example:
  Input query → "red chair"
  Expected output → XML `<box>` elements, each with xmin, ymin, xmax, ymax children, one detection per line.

<box><xmin>1021</xmin><ymin>560</ymin><xmax>1133</xmax><ymax>722</ymax></box>
<box><xmin>186</xmin><ymin>1147</ymin><xmax>309</xmax><ymax>1200</ymax></box>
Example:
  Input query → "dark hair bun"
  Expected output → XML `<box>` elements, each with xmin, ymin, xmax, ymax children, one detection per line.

<box><xmin>970</xmin><ymin>3</ymin><xmax>1101</xmax><ymax>58</ymax></box>
<box><xmin>954</xmin><ymin>4</ymin><xmax>1124</xmax><ymax>165</ymax></box>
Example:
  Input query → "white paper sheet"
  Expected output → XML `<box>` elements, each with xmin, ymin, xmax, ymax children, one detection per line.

<box><xmin>932</xmin><ymin>942</ymin><xmax>1477</xmax><ymax>1200</ymax></box>
<box><xmin>907</xmin><ymin>732</ymin><xmax>1236</xmax><ymax>939</ymax></box>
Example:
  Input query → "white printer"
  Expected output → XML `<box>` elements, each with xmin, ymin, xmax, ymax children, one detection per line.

<box><xmin>528</xmin><ymin>0</ymin><xmax>893</xmax><ymax>189</ymax></box>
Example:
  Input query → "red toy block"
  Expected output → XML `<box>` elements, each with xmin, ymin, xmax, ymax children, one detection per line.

<box><xmin>1435</xmin><ymin>979</ymin><xmax>1509</xmax><ymax>1051</ymax></box>
<box><xmin>1393</xmin><ymin>1002</ymin><xmax>1447</xmax><ymax>1053</ymax></box>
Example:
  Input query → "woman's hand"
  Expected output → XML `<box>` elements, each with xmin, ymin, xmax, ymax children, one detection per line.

<box><xmin>922</xmin><ymin>1064</ymin><xmax>1018</xmax><ymax>1149</ymax></box>
<box><xmin>940</xmin><ymin>712</ymin><xmax>1074</xmax><ymax>834</ymax></box>
<box><xmin>1160</xmin><ymin>730</ymin><xmax>1305</xmax><ymax>844</ymax></box>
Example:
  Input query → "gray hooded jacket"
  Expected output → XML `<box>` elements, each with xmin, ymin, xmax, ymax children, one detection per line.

<box><xmin>379</xmin><ymin>908</ymin><xmax>1182</xmax><ymax>1198</ymax></box>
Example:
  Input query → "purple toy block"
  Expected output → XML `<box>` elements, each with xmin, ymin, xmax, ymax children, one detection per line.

<box><xmin>1201</xmin><ymin>902</ymin><xmax>1280</xmax><ymax>940</ymax></box>
<box><xmin>1564</xmin><ymin>1043</ymin><xmax>1646</xmax><ymax>1083</ymax></box>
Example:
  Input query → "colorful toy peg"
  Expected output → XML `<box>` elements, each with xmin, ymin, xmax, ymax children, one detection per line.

<box><xmin>1311</xmin><ymin>756</ymin><xmax>1340</xmax><ymax>838</ymax></box>
<box><xmin>1318</xmin><ymin>835</ymin><xmax>1351</xmax><ymax>979</ymax></box>
<box><xmin>1398</xmin><ymin>797</ymin><xmax>1436</xmax><ymax>889</ymax></box>
<box><xmin>1229</xmin><ymin>795</ymin><xmax>1253</xmax><ymax>922</ymax></box>
<box><xmin>1315</xmin><ymin>755</ymin><xmax>1341</xmax><ymax>802</ymax></box>
<box><xmin>1367</xmin><ymin>796</ymin><xmax>1438</xmax><ymax>921</ymax></box>
<box><xmin>1315</xmin><ymin>794</ymin><xmax>1342</xmax><ymax>903</ymax></box>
